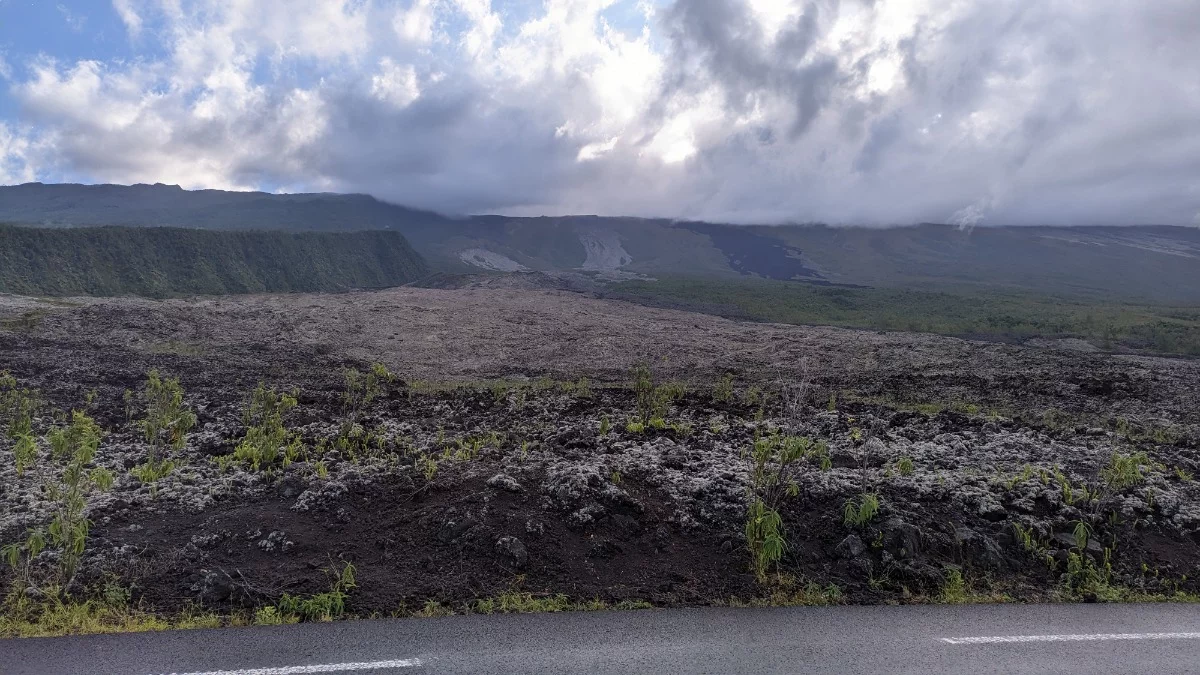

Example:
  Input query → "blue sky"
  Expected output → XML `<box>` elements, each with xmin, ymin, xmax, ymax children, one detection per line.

<box><xmin>0</xmin><ymin>2</ymin><xmax>156</xmax><ymax>81</ymax></box>
<box><xmin>0</xmin><ymin>1</ymin><xmax>1198</xmax><ymax>226</ymax></box>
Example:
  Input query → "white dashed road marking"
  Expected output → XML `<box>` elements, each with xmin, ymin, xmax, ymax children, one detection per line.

<box><xmin>161</xmin><ymin>658</ymin><xmax>423</xmax><ymax>675</ymax></box>
<box><xmin>942</xmin><ymin>632</ymin><xmax>1200</xmax><ymax>645</ymax></box>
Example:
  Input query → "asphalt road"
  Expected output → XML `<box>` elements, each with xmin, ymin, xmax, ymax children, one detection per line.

<box><xmin>4</xmin><ymin>603</ymin><xmax>1200</xmax><ymax>674</ymax></box>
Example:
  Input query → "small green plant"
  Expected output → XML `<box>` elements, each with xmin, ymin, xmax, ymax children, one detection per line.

<box><xmin>895</xmin><ymin>457</ymin><xmax>914</xmax><ymax>477</ymax></box>
<box><xmin>1063</xmin><ymin>549</ymin><xmax>1117</xmax><ymax>600</ymax></box>
<box><xmin>843</xmin><ymin>493</ymin><xmax>880</xmax><ymax>528</ymax></box>
<box><xmin>599</xmin><ymin>416</ymin><xmax>611</xmax><ymax>436</ymax></box>
<box><xmin>47</xmin><ymin>412</ymin><xmax>115</xmax><ymax>583</ymax></box>
<box><xmin>827</xmin><ymin>392</ymin><xmax>837</xmax><ymax>412</ymax></box>
<box><xmin>488</xmin><ymin>380</ymin><xmax>511</xmax><ymax>402</ymax></box>
<box><xmin>668</xmin><ymin>421</ymin><xmax>692</xmax><ymax>436</ymax></box>
<box><xmin>713</xmin><ymin>373</ymin><xmax>734</xmax><ymax>403</ymax></box>
<box><xmin>745</xmin><ymin>498</ymin><xmax>787</xmax><ymax>581</ymax></box>
<box><xmin>1061</xmin><ymin>479</ymin><xmax>1076</xmax><ymax>506</ymax></box>
<box><xmin>417</xmin><ymin>454</ymin><xmax>438</xmax><ymax>481</ymax></box>
<box><xmin>1102</xmin><ymin>451</ymin><xmax>1155</xmax><ymax>491</ymax></box>
<box><xmin>939</xmin><ymin>568</ymin><xmax>968</xmax><ymax>604</ymax></box>
<box><xmin>253</xmin><ymin>606</ymin><xmax>286</xmax><ymax>626</ymax></box>
<box><xmin>276</xmin><ymin>562</ymin><xmax>356</xmax><ymax>623</ymax></box>
<box><xmin>563</xmin><ymin>377</ymin><xmax>593</xmax><ymax>398</ymax></box>
<box><xmin>1002</xmin><ymin>464</ymin><xmax>1035</xmax><ymax>490</ymax></box>
<box><xmin>660</xmin><ymin>381</ymin><xmax>687</xmax><ymax>400</ymax></box>
<box><xmin>1</xmin><ymin>372</ymin><xmax>39</xmax><ymax>476</ymax></box>
<box><xmin>139</xmin><ymin>370</ymin><xmax>196</xmax><ymax>458</ymax></box>
<box><xmin>1151</xmin><ymin>425</ymin><xmax>1182</xmax><ymax>445</ymax></box>
<box><xmin>631</xmin><ymin>364</ymin><xmax>670</xmax><ymax>423</ymax></box>
<box><xmin>1072</xmin><ymin>520</ymin><xmax>1092</xmax><ymax>551</ymax></box>
<box><xmin>625</xmin><ymin>420</ymin><xmax>646</xmax><ymax>433</ymax></box>
<box><xmin>11</xmin><ymin>429</ymin><xmax>37</xmax><ymax>478</ymax></box>
<box><xmin>473</xmin><ymin>591</ymin><xmax>573</xmax><ymax>615</ymax></box>
<box><xmin>134</xmin><ymin>371</ymin><xmax>196</xmax><ymax>495</ymax></box>
<box><xmin>936</xmin><ymin>567</ymin><xmax>1009</xmax><ymax>604</ymax></box>
<box><xmin>744</xmin><ymin>434</ymin><xmax>829</xmax><ymax>579</ymax></box>
<box><xmin>130</xmin><ymin>460</ymin><xmax>175</xmax><ymax>495</ymax></box>
<box><xmin>1175</xmin><ymin>467</ymin><xmax>1194</xmax><ymax>482</ymax></box>
<box><xmin>610</xmin><ymin>470</ymin><xmax>622</xmax><ymax>485</ymax></box>
<box><xmin>233</xmin><ymin>384</ymin><xmax>301</xmax><ymax>472</ymax></box>
<box><xmin>343</xmin><ymin>363</ymin><xmax>393</xmax><ymax>422</ymax></box>
<box><xmin>1012</xmin><ymin>522</ymin><xmax>1037</xmax><ymax>552</ymax></box>
<box><xmin>5</xmin><ymin>412</ymin><xmax>116</xmax><ymax>587</ymax></box>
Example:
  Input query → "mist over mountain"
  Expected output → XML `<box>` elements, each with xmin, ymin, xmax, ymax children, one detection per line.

<box><xmin>2</xmin><ymin>182</ymin><xmax>1199</xmax><ymax>304</ymax></box>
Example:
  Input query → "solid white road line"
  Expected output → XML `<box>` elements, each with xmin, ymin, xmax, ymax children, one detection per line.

<box><xmin>161</xmin><ymin>658</ymin><xmax>423</xmax><ymax>675</ymax></box>
<box><xmin>942</xmin><ymin>632</ymin><xmax>1200</xmax><ymax>645</ymax></box>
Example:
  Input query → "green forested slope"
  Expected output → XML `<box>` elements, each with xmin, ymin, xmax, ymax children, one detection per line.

<box><xmin>0</xmin><ymin>225</ymin><xmax>429</xmax><ymax>297</ymax></box>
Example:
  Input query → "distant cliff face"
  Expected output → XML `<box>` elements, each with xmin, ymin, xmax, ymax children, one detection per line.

<box><xmin>2</xmin><ymin>183</ymin><xmax>1199</xmax><ymax>303</ymax></box>
<box><xmin>0</xmin><ymin>225</ymin><xmax>429</xmax><ymax>297</ymax></box>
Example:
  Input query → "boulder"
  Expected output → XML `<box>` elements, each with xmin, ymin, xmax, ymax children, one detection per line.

<box><xmin>836</xmin><ymin>534</ymin><xmax>867</xmax><ymax>559</ymax></box>
<box><xmin>495</xmin><ymin>536</ymin><xmax>528</xmax><ymax>570</ymax></box>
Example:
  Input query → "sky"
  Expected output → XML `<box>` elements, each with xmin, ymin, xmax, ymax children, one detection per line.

<box><xmin>0</xmin><ymin>0</ymin><xmax>1198</xmax><ymax>226</ymax></box>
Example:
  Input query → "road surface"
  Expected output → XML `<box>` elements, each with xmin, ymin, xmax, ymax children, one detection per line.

<box><xmin>3</xmin><ymin>603</ymin><xmax>1200</xmax><ymax>674</ymax></box>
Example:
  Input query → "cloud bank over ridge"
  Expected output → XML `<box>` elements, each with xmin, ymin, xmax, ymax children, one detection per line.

<box><xmin>1</xmin><ymin>0</ymin><xmax>1198</xmax><ymax>225</ymax></box>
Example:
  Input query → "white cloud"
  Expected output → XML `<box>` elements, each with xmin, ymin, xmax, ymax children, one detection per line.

<box><xmin>370</xmin><ymin>58</ymin><xmax>421</xmax><ymax>107</ymax></box>
<box><xmin>0</xmin><ymin>123</ymin><xmax>37</xmax><ymax>184</ymax></box>
<box><xmin>451</xmin><ymin>0</ymin><xmax>502</xmax><ymax>59</ymax></box>
<box><xmin>112</xmin><ymin>0</ymin><xmax>143</xmax><ymax>37</ymax></box>
<box><xmin>2</xmin><ymin>0</ymin><xmax>1199</xmax><ymax>225</ymax></box>
<box><xmin>577</xmin><ymin>136</ymin><xmax>617</xmax><ymax>161</ymax></box>
<box><xmin>394</xmin><ymin>0</ymin><xmax>437</xmax><ymax>45</ymax></box>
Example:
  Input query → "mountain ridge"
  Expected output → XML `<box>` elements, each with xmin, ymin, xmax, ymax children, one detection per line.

<box><xmin>2</xmin><ymin>182</ymin><xmax>1198</xmax><ymax>303</ymax></box>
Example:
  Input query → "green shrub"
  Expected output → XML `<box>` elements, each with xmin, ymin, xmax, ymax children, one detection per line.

<box><xmin>745</xmin><ymin>499</ymin><xmax>787</xmax><ymax>580</ymax></box>
<box><xmin>133</xmin><ymin>370</ymin><xmax>195</xmax><ymax>495</ymax></box>
<box><xmin>130</xmin><ymin>460</ymin><xmax>175</xmax><ymax>493</ymax></box>
<box><xmin>3</xmin><ymin>412</ymin><xmax>115</xmax><ymax>587</ymax></box>
<box><xmin>843</xmin><ymin>493</ymin><xmax>880</xmax><ymax>528</ymax></box>
<box><xmin>1063</xmin><ymin>549</ymin><xmax>1118</xmax><ymax>600</ymax></box>
<box><xmin>712</xmin><ymin>373</ymin><xmax>734</xmax><ymax>403</ymax></box>
<box><xmin>233</xmin><ymin>384</ymin><xmax>301</xmax><ymax>472</ymax></box>
<box><xmin>343</xmin><ymin>363</ymin><xmax>392</xmax><ymax>421</ymax></box>
<box><xmin>140</xmin><ymin>370</ymin><xmax>196</xmax><ymax>457</ymax></box>
<box><xmin>744</xmin><ymin>434</ymin><xmax>830</xmax><ymax>579</ymax></box>
<box><xmin>0</xmin><ymin>372</ymin><xmax>39</xmax><ymax>476</ymax></box>
<box><xmin>939</xmin><ymin>568</ymin><xmax>968</xmax><ymax>604</ymax></box>
<box><xmin>1102</xmin><ymin>451</ymin><xmax>1156</xmax><ymax>491</ymax></box>
<box><xmin>631</xmin><ymin>364</ymin><xmax>669</xmax><ymax>422</ymax></box>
